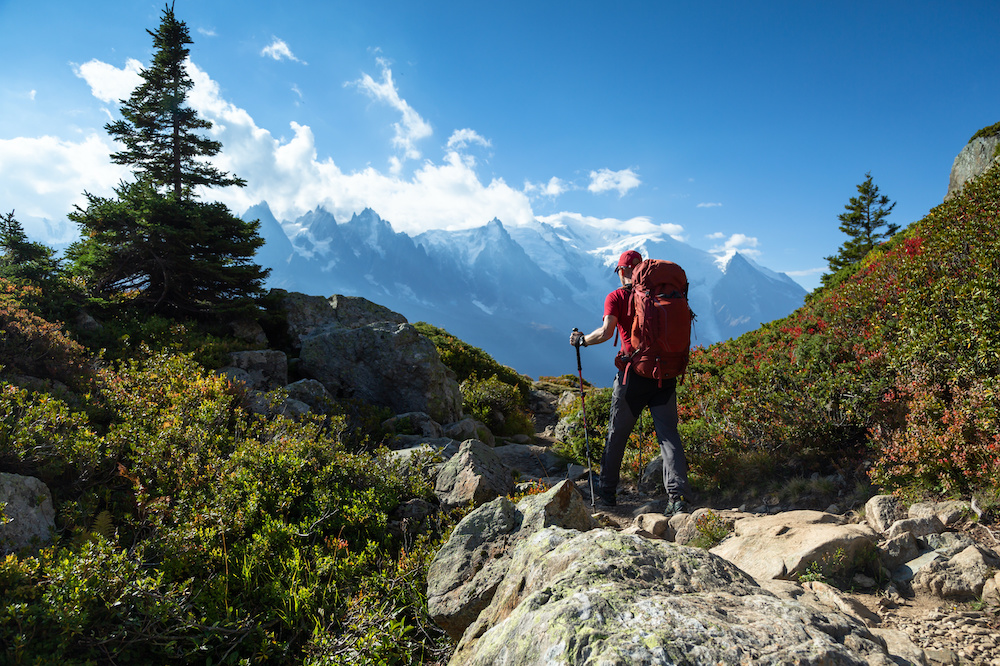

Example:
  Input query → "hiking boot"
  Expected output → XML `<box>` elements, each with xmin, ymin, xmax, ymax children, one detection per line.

<box><xmin>665</xmin><ymin>497</ymin><xmax>689</xmax><ymax>516</ymax></box>
<box><xmin>595</xmin><ymin>488</ymin><xmax>617</xmax><ymax>507</ymax></box>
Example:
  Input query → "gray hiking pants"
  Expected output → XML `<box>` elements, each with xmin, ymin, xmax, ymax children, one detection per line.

<box><xmin>598</xmin><ymin>370</ymin><xmax>690</xmax><ymax>499</ymax></box>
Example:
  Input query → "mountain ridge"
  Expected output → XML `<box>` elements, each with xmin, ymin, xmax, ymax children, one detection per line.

<box><xmin>246</xmin><ymin>202</ymin><xmax>807</xmax><ymax>380</ymax></box>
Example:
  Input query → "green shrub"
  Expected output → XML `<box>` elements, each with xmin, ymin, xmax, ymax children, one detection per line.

<box><xmin>413</xmin><ymin>322</ymin><xmax>531</xmax><ymax>399</ymax></box>
<box><xmin>461</xmin><ymin>374</ymin><xmax>534</xmax><ymax>437</ymax></box>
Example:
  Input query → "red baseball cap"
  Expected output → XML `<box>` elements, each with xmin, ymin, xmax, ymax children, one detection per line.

<box><xmin>614</xmin><ymin>250</ymin><xmax>642</xmax><ymax>273</ymax></box>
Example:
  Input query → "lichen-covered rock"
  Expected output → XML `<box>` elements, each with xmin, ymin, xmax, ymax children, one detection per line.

<box><xmin>879</xmin><ymin>531</ymin><xmax>920</xmax><ymax>571</ymax></box>
<box><xmin>427</xmin><ymin>480</ymin><xmax>595</xmax><ymax>640</ymax></box>
<box><xmin>946</xmin><ymin>133</ymin><xmax>1000</xmax><ymax>200</ymax></box>
<box><xmin>909</xmin><ymin>500</ymin><xmax>970</xmax><ymax>528</ymax></box>
<box><xmin>299</xmin><ymin>321</ymin><xmax>462</xmax><ymax>423</ymax></box>
<box><xmin>383</xmin><ymin>411</ymin><xmax>443</xmax><ymax>439</ymax></box>
<box><xmin>443</xmin><ymin>418</ymin><xmax>495</xmax><ymax>447</ymax></box>
<box><xmin>284</xmin><ymin>378</ymin><xmax>333</xmax><ymax>412</ymax></box>
<box><xmin>912</xmin><ymin>544</ymin><xmax>1000</xmax><ymax>600</ymax></box>
<box><xmin>276</xmin><ymin>290</ymin><xmax>408</xmax><ymax>349</ymax></box>
<box><xmin>491</xmin><ymin>443</ymin><xmax>568</xmax><ymax>480</ymax></box>
<box><xmin>0</xmin><ymin>473</ymin><xmax>56</xmax><ymax>554</ymax></box>
<box><xmin>710</xmin><ymin>510</ymin><xmax>878</xmax><ymax>581</ymax></box>
<box><xmin>434</xmin><ymin>440</ymin><xmax>514</xmax><ymax>512</ymax></box>
<box><xmin>865</xmin><ymin>494</ymin><xmax>907</xmax><ymax>533</ymax></box>
<box><xmin>225</xmin><ymin>350</ymin><xmax>288</xmax><ymax>391</ymax></box>
<box><xmin>885</xmin><ymin>515</ymin><xmax>945</xmax><ymax>540</ymax></box>
<box><xmin>451</xmin><ymin>527</ymin><xmax>895</xmax><ymax>666</ymax></box>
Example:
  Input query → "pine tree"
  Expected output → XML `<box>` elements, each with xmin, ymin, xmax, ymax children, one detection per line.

<box><xmin>68</xmin><ymin>4</ymin><xmax>268</xmax><ymax>316</ymax></box>
<box><xmin>0</xmin><ymin>210</ymin><xmax>60</xmax><ymax>284</ymax></box>
<box><xmin>823</xmin><ymin>172</ymin><xmax>898</xmax><ymax>284</ymax></box>
<box><xmin>106</xmin><ymin>3</ymin><xmax>244</xmax><ymax>198</ymax></box>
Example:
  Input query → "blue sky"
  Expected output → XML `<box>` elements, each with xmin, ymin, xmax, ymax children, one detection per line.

<box><xmin>2</xmin><ymin>1</ymin><xmax>999</xmax><ymax>291</ymax></box>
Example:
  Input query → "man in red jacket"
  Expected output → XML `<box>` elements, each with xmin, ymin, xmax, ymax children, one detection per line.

<box><xmin>570</xmin><ymin>250</ymin><xmax>690</xmax><ymax>513</ymax></box>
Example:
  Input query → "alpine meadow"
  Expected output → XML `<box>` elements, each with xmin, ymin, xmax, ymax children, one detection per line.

<box><xmin>4</xmin><ymin>4</ymin><xmax>1000</xmax><ymax>665</ymax></box>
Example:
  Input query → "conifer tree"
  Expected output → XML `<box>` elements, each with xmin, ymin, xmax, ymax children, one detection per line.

<box><xmin>0</xmin><ymin>210</ymin><xmax>60</xmax><ymax>284</ymax></box>
<box><xmin>67</xmin><ymin>4</ymin><xmax>268</xmax><ymax>316</ymax></box>
<box><xmin>106</xmin><ymin>3</ymin><xmax>244</xmax><ymax>198</ymax></box>
<box><xmin>823</xmin><ymin>172</ymin><xmax>898</xmax><ymax>285</ymax></box>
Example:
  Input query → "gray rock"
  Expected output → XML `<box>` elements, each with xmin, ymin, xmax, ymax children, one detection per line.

<box><xmin>426</xmin><ymin>480</ymin><xmax>594</xmax><ymax>641</ymax></box>
<box><xmin>382</xmin><ymin>412</ymin><xmax>443</xmax><ymax>439</ymax></box>
<box><xmin>865</xmin><ymin>494</ymin><xmax>907</xmax><ymax>533</ymax></box>
<box><xmin>434</xmin><ymin>440</ymin><xmax>514</xmax><ymax>512</ymax></box>
<box><xmin>946</xmin><ymin>132</ymin><xmax>1000</xmax><ymax>200</ymax></box>
<box><xmin>0</xmin><ymin>473</ymin><xmax>56</xmax><ymax>554</ymax></box>
<box><xmin>879</xmin><ymin>531</ymin><xmax>921</xmax><ymax>571</ymax></box>
<box><xmin>491</xmin><ymin>443</ymin><xmax>567</xmax><ymax>480</ymax></box>
<box><xmin>228</xmin><ymin>318</ymin><xmax>268</xmax><ymax>346</ymax></box>
<box><xmin>443</xmin><ymin>418</ymin><xmax>495</xmax><ymax>447</ymax></box>
<box><xmin>276</xmin><ymin>290</ymin><xmax>408</xmax><ymax>350</ymax></box>
<box><xmin>226</xmin><ymin>350</ymin><xmax>288</xmax><ymax>391</ymax></box>
<box><xmin>892</xmin><ymin>551</ymin><xmax>943</xmax><ymax>583</ymax></box>
<box><xmin>886</xmin><ymin>515</ymin><xmax>946</xmax><ymax>540</ymax></box>
<box><xmin>283</xmin><ymin>378</ymin><xmax>333</xmax><ymax>412</ymax></box>
<box><xmin>710</xmin><ymin>510</ymin><xmax>878</xmax><ymax>581</ymax></box>
<box><xmin>299</xmin><ymin>321</ymin><xmax>462</xmax><ymax>424</ymax></box>
<box><xmin>909</xmin><ymin>500</ymin><xmax>970</xmax><ymax>528</ymax></box>
<box><xmin>912</xmin><ymin>544</ymin><xmax>1000</xmax><ymax>600</ymax></box>
<box><xmin>451</xmin><ymin>527</ymin><xmax>896</xmax><ymax>666</ymax></box>
<box><xmin>922</xmin><ymin>531</ymin><xmax>977</xmax><ymax>557</ymax></box>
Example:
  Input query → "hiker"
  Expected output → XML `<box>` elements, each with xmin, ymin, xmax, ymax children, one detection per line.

<box><xmin>569</xmin><ymin>249</ymin><xmax>692</xmax><ymax>513</ymax></box>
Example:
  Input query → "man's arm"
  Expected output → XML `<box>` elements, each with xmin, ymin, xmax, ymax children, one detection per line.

<box><xmin>570</xmin><ymin>315</ymin><xmax>618</xmax><ymax>347</ymax></box>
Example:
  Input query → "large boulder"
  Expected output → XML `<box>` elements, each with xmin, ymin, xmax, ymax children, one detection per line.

<box><xmin>450</xmin><ymin>527</ymin><xmax>896</xmax><ymax>666</ymax></box>
<box><xmin>426</xmin><ymin>480</ymin><xmax>595</xmax><ymax>640</ymax></box>
<box><xmin>277</xmin><ymin>291</ymin><xmax>407</xmax><ymax>350</ymax></box>
<box><xmin>709</xmin><ymin>510</ymin><xmax>878</xmax><ymax>581</ymax></box>
<box><xmin>912</xmin><ymin>544</ymin><xmax>1000</xmax><ymax>600</ymax></box>
<box><xmin>864</xmin><ymin>494</ymin><xmax>907</xmax><ymax>533</ymax></box>
<box><xmin>491</xmin><ymin>442</ymin><xmax>568</xmax><ymax>480</ymax></box>
<box><xmin>946</xmin><ymin>131</ymin><xmax>1000</xmax><ymax>200</ymax></box>
<box><xmin>0</xmin><ymin>473</ymin><xmax>56</xmax><ymax>554</ymax></box>
<box><xmin>434</xmin><ymin>440</ymin><xmax>514</xmax><ymax>511</ymax></box>
<box><xmin>222</xmin><ymin>350</ymin><xmax>289</xmax><ymax>391</ymax></box>
<box><xmin>299</xmin><ymin>320</ymin><xmax>462</xmax><ymax>424</ymax></box>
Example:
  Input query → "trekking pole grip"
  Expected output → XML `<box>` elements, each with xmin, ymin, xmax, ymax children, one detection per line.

<box><xmin>572</xmin><ymin>328</ymin><xmax>583</xmax><ymax>371</ymax></box>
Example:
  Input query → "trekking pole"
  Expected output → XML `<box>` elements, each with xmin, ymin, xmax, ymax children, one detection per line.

<box><xmin>573</xmin><ymin>328</ymin><xmax>596</xmax><ymax>508</ymax></box>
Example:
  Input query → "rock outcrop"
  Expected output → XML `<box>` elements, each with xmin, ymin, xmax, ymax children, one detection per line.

<box><xmin>450</xmin><ymin>527</ymin><xmax>896</xmax><ymax>666</ymax></box>
<box><xmin>0</xmin><ymin>473</ymin><xmax>56</xmax><ymax>554</ymax></box>
<box><xmin>427</xmin><ymin>480</ymin><xmax>596</xmax><ymax>640</ymax></box>
<box><xmin>946</xmin><ymin>130</ymin><xmax>1000</xmax><ymax>200</ymax></box>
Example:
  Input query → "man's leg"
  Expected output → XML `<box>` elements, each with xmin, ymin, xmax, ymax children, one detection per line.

<box><xmin>648</xmin><ymin>381</ymin><xmax>691</xmax><ymax>501</ymax></box>
<box><xmin>599</xmin><ymin>372</ymin><xmax>640</xmax><ymax>501</ymax></box>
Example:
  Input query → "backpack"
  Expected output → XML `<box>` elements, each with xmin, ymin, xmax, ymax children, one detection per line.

<box><xmin>618</xmin><ymin>259</ymin><xmax>694</xmax><ymax>385</ymax></box>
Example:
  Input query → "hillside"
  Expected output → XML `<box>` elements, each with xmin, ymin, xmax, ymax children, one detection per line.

<box><xmin>680</xmin><ymin>155</ymin><xmax>1000</xmax><ymax>501</ymax></box>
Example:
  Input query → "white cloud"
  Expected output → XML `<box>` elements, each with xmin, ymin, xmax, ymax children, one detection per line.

<box><xmin>198</xmin><ymin>27</ymin><xmax>217</xmax><ymax>37</ymax></box>
<box><xmin>447</xmin><ymin>128</ymin><xmax>491</xmax><ymax>151</ymax></box>
<box><xmin>261</xmin><ymin>38</ymin><xmax>305</xmax><ymax>64</ymax></box>
<box><xmin>706</xmin><ymin>231</ymin><xmax>726</xmax><ymax>239</ymax></box>
<box><xmin>0</xmin><ymin>133</ymin><xmax>130</xmax><ymax>241</ymax></box>
<box><xmin>697</xmin><ymin>202</ymin><xmax>722</xmax><ymax>208</ymax></box>
<box><xmin>524</xmin><ymin>176</ymin><xmax>570</xmax><ymax>198</ymax></box>
<box><xmin>28</xmin><ymin>90</ymin><xmax>36</xmax><ymax>101</ymax></box>
<box><xmin>588</xmin><ymin>167</ymin><xmax>640</xmax><ymax>196</ymax></box>
<box><xmin>349</xmin><ymin>58</ymin><xmax>432</xmax><ymax>174</ymax></box>
<box><xmin>10</xmin><ymin>55</ymin><xmax>672</xmax><ymax>248</ymax></box>
<box><xmin>73</xmin><ymin>58</ymin><xmax>143</xmax><ymax>103</ymax></box>
<box><xmin>785</xmin><ymin>266</ymin><xmax>826</xmax><ymax>277</ymax></box>
<box><xmin>708</xmin><ymin>233</ymin><xmax>761</xmax><ymax>266</ymax></box>
<box><xmin>540</xmin><ymin>211</ymin><xmax>685</xmax><ymax>242</ymax></box>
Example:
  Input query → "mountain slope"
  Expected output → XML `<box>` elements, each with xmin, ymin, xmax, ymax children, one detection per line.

<box><xmin>682</xmin><ymin>162</ymin><xmax>1000</xmax><ymax>497</ymax></box>
<box><xmin>246</xmin><ymin>205</ymin><xmax>807</xmax><ymax>380</ymax></box>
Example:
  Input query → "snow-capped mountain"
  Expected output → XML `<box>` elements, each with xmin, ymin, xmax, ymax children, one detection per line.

<box><xmin>245</xmin><ymin>202</ymin><xmax>807</xmax><ymax>382</ymax></box>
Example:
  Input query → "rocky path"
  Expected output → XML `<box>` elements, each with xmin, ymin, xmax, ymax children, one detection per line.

<box><xmin>575</xmin><ymin>481</ymin><xmax>1000</xmax><ymax>666</ymax></box>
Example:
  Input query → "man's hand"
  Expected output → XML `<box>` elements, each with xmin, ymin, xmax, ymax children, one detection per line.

<box><xmin>570</xmin><ymin>329</ymin><xmax>586</xmax><ymax>347</ymax></box>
